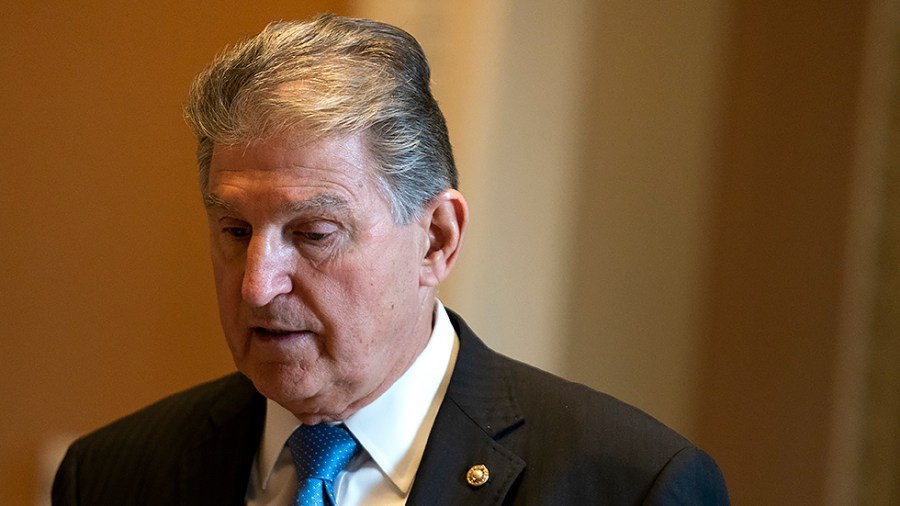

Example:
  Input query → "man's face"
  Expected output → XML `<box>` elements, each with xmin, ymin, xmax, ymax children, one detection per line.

<box><xmin>205</xmin><ymin>133</ymin><xmax>435</xmax><ymax>423</ymax></box>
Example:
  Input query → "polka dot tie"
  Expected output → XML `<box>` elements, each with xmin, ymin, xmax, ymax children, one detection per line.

<box><xmin>287</xmin><ymin>424</ymin><xmax>359</xmax><ymax>506</ymax></box>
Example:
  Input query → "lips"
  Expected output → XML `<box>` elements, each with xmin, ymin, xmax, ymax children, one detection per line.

<box><xmin>252</xmin><ymin>326</ymin><xmax>301</xmax><ymax>339</ymax></box>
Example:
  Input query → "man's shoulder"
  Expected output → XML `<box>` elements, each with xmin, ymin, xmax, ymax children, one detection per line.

<box><xmin>435</xmin><ymin>310</ymin><xmax>730</xmax><ymax>502</ymax></box>
<box><xmin>498</xmin><ymin>363</ymin><xmax>729</xmax><ymax>503</ymax></box>
<box><xmin>69</xmin><ymin>372</ymin><xmax>261</xmax><ymax>458</ymax></box>
<box><xmin>54</xmin><ymin>373</ymin><xmax>264</xmax><ymax>504</ymax></box>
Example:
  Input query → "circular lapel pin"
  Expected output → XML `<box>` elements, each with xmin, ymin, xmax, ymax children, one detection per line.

<box><xmin>466</xmin><ymin>464</ymin><xmax>490</xmax><ymax>487</ymax></box>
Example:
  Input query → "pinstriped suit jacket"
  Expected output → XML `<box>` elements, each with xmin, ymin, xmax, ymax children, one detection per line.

<box><xmin>53</xmin><ymin>310</ymin><xmax>729</xmax><ymax>505</ymax></box>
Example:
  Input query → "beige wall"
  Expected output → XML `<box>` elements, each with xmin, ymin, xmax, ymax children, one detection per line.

<box><xmin>563</xmin><ymin>1</ymin><xmax>727</xmax><ymax>438</ymax></box>
<box><xmin>2</xmin><ymin>1</ymin><xmax>896</xmax><ymax>505</ymax></box>
<box><xmin>852</xmin><ymin>3</ymin><xmax>900</xmax><ymax>503</ymax></box>
<box><xmin>695</xmin><ymin>3</ymin><xmax>879</xmax><ymax>504</ymax></box>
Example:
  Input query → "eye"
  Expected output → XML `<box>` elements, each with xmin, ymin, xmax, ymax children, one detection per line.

<box><xmin>300</xmin><ymin>231</ymin><xmax>330</xmax><ymax>241</ymax></box>
<box><xmin>293</xmin><ymin>221</ymin><xmax>339</xmax><ymax>243</ymax></box>
<box><xmin>222</xmin><ymin>225</ymin><xmax>251</xmax><ymax>239</ymax></box>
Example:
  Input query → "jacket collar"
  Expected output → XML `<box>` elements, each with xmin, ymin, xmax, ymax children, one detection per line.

<box><xmin>407</xmin><ymin>309</ymin><xmax>526</xmax><ymax>505</ymax></box>
<box><xmin>178</xmin><ymin>373</ymin><xmax>266</xmax><ymax>506</ymax></box>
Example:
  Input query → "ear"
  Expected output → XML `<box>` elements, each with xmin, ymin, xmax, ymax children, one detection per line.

<box><xmin>419</xmin><ymin>189</ymin><xmax>468</xmax><ymax>287</ymax></box>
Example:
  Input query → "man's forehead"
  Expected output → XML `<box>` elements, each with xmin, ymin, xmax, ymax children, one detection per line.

<box><xmin>202</xmin><ymin>132</ymin><xmax>392</xmax><ymax>219</ymax></box>
<box><xmin>210</xmin><ymin>131</ymin><xmax>373</xmax><ymax>168</ymax></box>
<box><xmin>204</xmin><ymin>190</ymin><xmax>351</xmax><ymax>215</ymax></box>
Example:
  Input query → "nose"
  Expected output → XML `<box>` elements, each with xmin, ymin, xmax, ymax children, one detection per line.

<box><xmin>241</xmin><ymin>232</ymin><xmax>293</xmax><ymax>307</ymax></box>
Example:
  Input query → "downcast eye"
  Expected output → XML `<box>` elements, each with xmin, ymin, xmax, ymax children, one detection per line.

<box><xmin>301</xmin><ymin>231</ymin><xmax>331</xmax><ymax>241</ymax></box>
<box><xmin>223</xmin><ymin>226</ymin><xmax>251</xmax><ymax>238</ymax></box>
<box><xmin>294</xmin><ymin>221</ymin><xmax>339</xmax><ymax>243</ymax></box>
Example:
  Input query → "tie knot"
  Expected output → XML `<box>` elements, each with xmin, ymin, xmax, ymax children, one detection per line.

<box><xmin>287</xmin><ymin>424</ymin><xmax>359</xmax><ymax>482</ymax></box>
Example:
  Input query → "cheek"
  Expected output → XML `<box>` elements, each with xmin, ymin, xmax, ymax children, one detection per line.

<box><xmin>338</xmin><ymin>253</ymin><xmax>420</xmax><ymax>337</ymax></box>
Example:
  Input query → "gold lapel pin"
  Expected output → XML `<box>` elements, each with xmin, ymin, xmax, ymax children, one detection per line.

<box><xmin>466</xmin><ymin>464</ymin><xmax>490</xmax><ymax>487</ymax></box>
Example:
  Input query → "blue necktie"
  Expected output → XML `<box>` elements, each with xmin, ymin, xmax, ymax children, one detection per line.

<box><xmin>287</xmin><ymin>424</ymin><xmax>359</xmax><ymax>506</ymax></box>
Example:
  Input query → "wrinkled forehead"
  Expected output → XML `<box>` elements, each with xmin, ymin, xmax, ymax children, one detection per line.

<box><xmin>205</xmin><ymin>131</ymin><xmax>391</xmax><ymax>207</ymax></box>
<box><xmin>210</xmin><ymin>130</ymin><xmax>377</xmax><ymax>175</ymax></box>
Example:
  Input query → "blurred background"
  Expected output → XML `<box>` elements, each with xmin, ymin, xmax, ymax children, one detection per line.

<box><xmin>2</xmin><ymin>1</ymin><xmax>897</xmax><ymax>504</ymax></box>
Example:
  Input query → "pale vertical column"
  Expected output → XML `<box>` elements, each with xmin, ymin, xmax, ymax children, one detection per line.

<box><xmin>826</xmin><ymin>2</ymin><xmax>899</xmax><ymax>504</ymax></box>
<box><xmin>560</xmin><ymin>2</ymin><xmax>728</xmax><ymax>436</ymax></box>
<box><xmin>351</xmin><ymin>0</ymin><xmax>588</xmax><ymax>374</ymax></box>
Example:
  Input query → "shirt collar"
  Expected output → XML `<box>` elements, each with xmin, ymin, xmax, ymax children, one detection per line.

<box><xmin>257</xmin><ymin>399</ymin><xmax>299</xmax><ymax>490</ymax></box>
<box><xmin>255</xmin><ymin>301</ymin><xmax>458</xmax><ymax>494</ymax></box>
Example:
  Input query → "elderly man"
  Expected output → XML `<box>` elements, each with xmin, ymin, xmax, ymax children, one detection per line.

<box><xmin>53</xmin><ymin>14</ymin><xmax>728</xmax><ymax>505</ymax></box>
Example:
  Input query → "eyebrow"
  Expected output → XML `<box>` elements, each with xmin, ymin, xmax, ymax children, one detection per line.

<box><xmin>203</xmin><ymin>192</ymin><xmax>351</xmax><ymax>215</ymax></box>
<box><xmin>203</xmin><ymin>193</ymin><xmax>237</xmax><ymax>212</ymax></box>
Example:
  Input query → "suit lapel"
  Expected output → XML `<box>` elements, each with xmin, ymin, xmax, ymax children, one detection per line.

<box><xmin>407</xmin><ymin>310</ymin><xmax>527</xmax><ymax>505</ymax></box>
<box><xmin>178</xmin><ymin>374</ymin><xmax>266</xmax><ymax>506</ymax></box>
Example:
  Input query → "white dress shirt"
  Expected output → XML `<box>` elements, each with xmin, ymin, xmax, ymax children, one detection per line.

<box><xmin>245</xmin><ymin>301</ymin><xmax>459</xmax><ymax>505</ymax></box>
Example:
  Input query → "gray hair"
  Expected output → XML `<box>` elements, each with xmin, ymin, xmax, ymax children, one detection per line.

<box><xmin>184</xmin><ymin>14</ymin><xmax>457</xmax><ymax>224</ymax></box>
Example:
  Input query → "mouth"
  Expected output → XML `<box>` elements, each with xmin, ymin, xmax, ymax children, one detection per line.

<box><xmin>252</xmin><ymin>326</ymin><xmax>306</xmax><ymax>340</ymax></box>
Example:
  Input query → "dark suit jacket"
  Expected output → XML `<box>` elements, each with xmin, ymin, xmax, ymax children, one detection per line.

<box><xmin>53</xmin><ymin>310</ymin><xmax>729</xmax><ymax>505</ymax></box>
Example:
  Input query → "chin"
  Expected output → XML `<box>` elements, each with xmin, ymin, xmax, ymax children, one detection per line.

<box><xmin>245</xmin><ymin>362</ymin><xmax>327</xmax><ymax>410</ymax></box>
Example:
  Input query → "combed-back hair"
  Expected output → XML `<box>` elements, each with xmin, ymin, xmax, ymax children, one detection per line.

<box><xmin>185</xmin><ymin>13</ymin><xmax>457</xmax><ymax>224</ymax></box>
